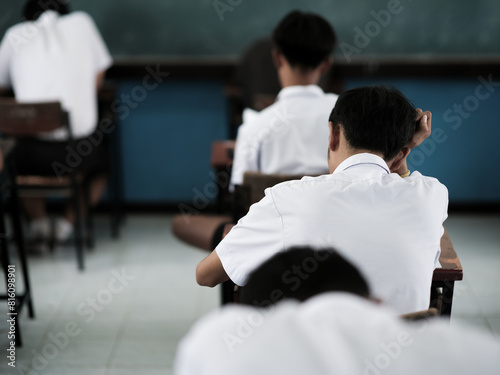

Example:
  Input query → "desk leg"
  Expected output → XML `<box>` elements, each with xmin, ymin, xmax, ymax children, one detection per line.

<box><xmin>441</xmin><ymin>281</ymin><xmax>455</xmax><ymax>317</ymax></box>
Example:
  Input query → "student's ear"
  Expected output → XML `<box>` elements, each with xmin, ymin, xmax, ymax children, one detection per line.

<box><xmin>388</xmin><ymin>147</ymin><xmax>411</xmax><ymax>173</ymax></box>
<box><xmin>272</xmin><ymin>48</ymin><xmax>283</xmax><ymax>69</ymax></box>
<box><xmin>319</xmin><ymin>57</ymin><xmax>333</xmax><ymax>75</ymax></box>
<box><xmin>328</xmin><ymin>121</ymin><xmax>340</xmax><ymax>151</ymax></box>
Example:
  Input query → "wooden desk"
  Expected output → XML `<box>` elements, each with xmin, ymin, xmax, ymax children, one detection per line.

<box><xmin>432</xmin><ymin>229</ymin><xmax>463</xmax><ymax>316</ymax></box>
<box><xmin>222</xmin><ymin>224</ymin><xmax>463</xmax><ymax>316</ymax></box>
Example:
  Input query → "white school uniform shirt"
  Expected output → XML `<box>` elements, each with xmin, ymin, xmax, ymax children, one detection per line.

<box><xmin>230</xmin><ymin>85</ymin><xmax>338</xmax><ymax>190</ymax></box>
<box><xmin>217</xmin><ymin>153</ymin><xmax>448</xmax><ymax>314</ymax></box>
<box><xmin>0</xmin><ymin>10</ymin><xmax>112</xmax><ymax>140</ymax></box>
<box><xmin>174</xmin><ymin>293</ymin><xmax>500</xmax><ymax>375</ymax></box>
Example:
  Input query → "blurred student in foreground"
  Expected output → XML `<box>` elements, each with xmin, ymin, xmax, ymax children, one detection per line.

<box><xmin>176</xmin><ymin>247</ymin><xmax>500</xmax><ymax>375</ymax></box>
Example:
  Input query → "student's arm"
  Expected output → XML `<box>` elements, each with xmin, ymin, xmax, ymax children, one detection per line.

<box><xmin>196</xmin><ymin>251</ymin><xmax>229</xmax><ymax>287</ymax></box>
<box><xmin>197</xmin><ymin>189</ymin><xmax>284</xmax><ymax>287</ymax></box>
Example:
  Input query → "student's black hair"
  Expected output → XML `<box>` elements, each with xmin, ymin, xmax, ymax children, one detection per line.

<box><xmin>239</xmin><ymin>247</ymin><xmax>370</xmax><ymax>307</ymax></box>
<box><xmin>329</xmin><ymin>85</ymin><xmax>417</xmax><ymax>161</ymax></box>
<box><xmin>272</xmin><ymin>10</ymin><xmax>337</xmax><ymax>70</ymax></box>
<box><xmin>23</xmin><ymin>0</ymin><xmax>70</xmax><ymax>21</ymax></box>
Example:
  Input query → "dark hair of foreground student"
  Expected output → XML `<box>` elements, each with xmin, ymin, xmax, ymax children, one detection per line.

<box><xmin>239</xmin><ymin>247</ymin><xmax>370</xmax><ymax>307</ymax></box>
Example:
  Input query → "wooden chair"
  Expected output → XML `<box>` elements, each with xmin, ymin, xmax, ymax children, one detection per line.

<box><xmin>233</xmin><ymin>171</ymin><xmax>308</xmax><ymax>221</ymax></box>
<box><xmin>0</xmin><ymin>99</ymin><xmax>87</xmax><ymax>270</ymax></box>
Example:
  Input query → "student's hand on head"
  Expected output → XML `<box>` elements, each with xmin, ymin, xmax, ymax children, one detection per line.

<box><xmin>390</xmin><ymin>109</ymin><xmax>432</xmax><ymax>176</ymax></box>
<box><xmin>407</xmin><ymin>109</ymin><xmax>432</xmax><ymax>149</ymax></box>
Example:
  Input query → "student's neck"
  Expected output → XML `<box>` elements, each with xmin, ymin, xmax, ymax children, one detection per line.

<box><xmin>279</xmin><ymin>68</ymin><xmax>321</xmax><ymax>88</ymax></box>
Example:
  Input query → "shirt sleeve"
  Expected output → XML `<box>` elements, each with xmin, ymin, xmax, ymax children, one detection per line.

<box><xmin>229</xmin><ymin>121</ymin><xmax>260</xmax><ymax>191</ymax></box>
<box><xmin>77</xmin><ymin>12</ymin><xmax>112</xmax><ymax>73</ymax></box>
<box><xmin>0</xmin><ymin>29</ymin><xmax>13</xmax><ymax>88</ymax></box>
<box><xmin>216</xmin><ymin>188</ymin><xmax>284</xmax><ymax>286</ymax></box>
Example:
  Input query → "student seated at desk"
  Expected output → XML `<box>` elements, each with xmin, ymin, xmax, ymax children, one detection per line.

<box><xmin>231</xmin><ymin>10</ymin><xmax>339</xmax><ymax>189</ymax></box>
<box><xmin>196</xmin><ymin>85</ymin><xmax>448</xmax><ymax>315</ymax></box>
<box><xmin>0</xmin><ymin>0</ymin><xmax>112</xmax><ymax>248</ymax></box>
<box><xmin>173</xmin><ymin>10</ymin><xmax>338</xmax><ymax>251</ymax></box>
<box><xmin>176</xmin><ymin>248</ymin><xmax>500</xmax><ymax>375</ymax></box>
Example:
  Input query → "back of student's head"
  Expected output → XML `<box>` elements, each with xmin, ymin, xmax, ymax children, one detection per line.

<box><xmin>239</xmin><ymin>247</ymin><xmax>370</xmax><ymax>307</ymax></box>
<box><xmin>329</xmin><ymin>85</ymin><xmax>417</xmax><ymax>161</ymax></box>
<box><xmin>23</xmin><ymin>0</ymin><xmax>70</xmax><ymax>21</ymax></box>
<box><xmin>272</xmin><ymin>10</ymin><xmax>337</xmax><ymax>70</ymax></box>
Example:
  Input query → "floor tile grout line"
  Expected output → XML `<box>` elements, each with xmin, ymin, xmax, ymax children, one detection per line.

<box><xmin>105</xmin><ymin>263</ymin><xmax>146</xmax><ymax>369</ymax></box>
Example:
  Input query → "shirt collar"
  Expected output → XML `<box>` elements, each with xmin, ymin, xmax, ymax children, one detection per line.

<box><xmin>333</xmin><ymin>153</ymin><xmax>390</xmax><ymax>175</ymax></box>
<box><xmin>275</xmin><ymin>85</ymin><xmax>324</xmax><ymax>102</ymax></box>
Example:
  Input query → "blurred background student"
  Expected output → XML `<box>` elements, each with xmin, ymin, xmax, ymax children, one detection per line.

<box><xmin>0</xmin><ymin>0</ymin><xmax>112</xmax><ymax>249</ymax></box>
<box><xmin>172</xmin><ymin>11</ymin><xmax>339</xmax><ymax>253</ymax></box>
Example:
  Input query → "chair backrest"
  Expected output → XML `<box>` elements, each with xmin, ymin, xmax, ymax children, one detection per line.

<box><xmin>243</xmin><ymin>171</ymin><xmax>306</xmax><ymax>204</ymax></box>
<box><xmin>0</xmin><ymin>99</ymin><xmax>68</xmax><ymax>137</ymax></box>
<box><xmin>233</xmin><ymin>171</ymin><xmax>307</xmax><ymax>221</ymax></box>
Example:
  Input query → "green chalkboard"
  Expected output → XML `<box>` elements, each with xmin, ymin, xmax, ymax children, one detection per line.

<box><xmin>1</xmin><ymin>0</ymin><xmax>499</xmax><ymax>59</ymax></box>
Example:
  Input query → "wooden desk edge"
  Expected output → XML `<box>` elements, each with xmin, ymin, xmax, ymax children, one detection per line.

<box><xmin>434</xmin><ymin>228</ymin><xmax>463</xmax><ymax>281</ymax></box>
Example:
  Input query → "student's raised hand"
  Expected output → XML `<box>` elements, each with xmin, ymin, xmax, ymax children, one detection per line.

<box><xmin>407</xmin><ymin>109</ymin><xmax>432</xmax><ymax>149</ymax></box>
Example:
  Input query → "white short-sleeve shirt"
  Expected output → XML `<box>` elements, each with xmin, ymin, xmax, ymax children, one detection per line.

<box><xmin>0</xmin><ymin>10</ymin><xmax>112</xmax><ymax>140</ymax></box>
<box><xmin>230</xmin><ymin>85</ymin><xmax>338</xmax><ymax>189</ymax></box>
<box><xmin>217</xmin><ymin>153</ymin><xmax>449</xmax><ymax>314</ymax></box>
<box><xmin>174</xmin><ymin>293</ymin><xmax>500</xmax><ymax>375</ymax></box>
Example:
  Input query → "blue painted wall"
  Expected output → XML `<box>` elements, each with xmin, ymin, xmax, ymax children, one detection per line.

<box><xmin>115</xmin><ymin>77</ymin><xmax>500</xmax><ymax>205</ymax></box>
<box><xmin>115</xmin><ymin>79</ymin><xmax>228</xmax><ymax>203</ymax></box>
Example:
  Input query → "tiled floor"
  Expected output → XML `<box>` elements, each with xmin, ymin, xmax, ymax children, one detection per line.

<box><xmin>0</xmin><ymin>212</ymin><xmax>499</xmax><ymax>374</ymax></box>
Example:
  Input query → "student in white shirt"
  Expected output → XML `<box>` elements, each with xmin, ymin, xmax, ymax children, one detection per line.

<box><xmin>229</xmin><ymin>10</ymin><xmax>339</xmax><ymax>189</ymax></box>
<box><xmin>176</xmin><ymin>248</ymin><xmax>500</xmax><ymax>375</ymax></box>
<box><xmin>0</xmin><ymin>0</ymin><xmax>112</xmax><ymax>246</ymax></box>
<box><xmin>196</xmin><ymin>85</ymin><xmax>448</xmax><ymax>314</ymax></box>
<box><xmin>172</xmin><ymin>10</ymin><xmax>338</xmax><ymax>254</ymax></box>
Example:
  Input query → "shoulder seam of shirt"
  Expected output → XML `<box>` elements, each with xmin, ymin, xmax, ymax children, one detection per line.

<box><xmin>268</xmin><ymin>188</ymin><xmax>285</xmax><ymax>251</ymax></box>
